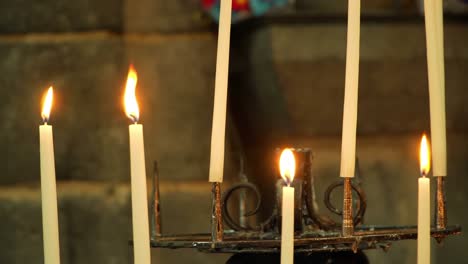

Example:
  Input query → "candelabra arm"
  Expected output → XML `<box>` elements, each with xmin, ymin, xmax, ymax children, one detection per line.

<box><xmin>342</xmin><ymin>178</ymin><xmax>354</xmax><ymax>236</ymax></box>
<box><xmin>435</xmin><ymin>176</ymin><xmax>447</xmax><ymax>230</ymax></box>
<box><xmin>151</xmin><ymin>161</ymin><xmax>162</xmax><ymax>238</ymax></box>
<box><xmin>211</xmin><ymin>182</ymin><xmax>224</xmax><ymax>244</ymax></box>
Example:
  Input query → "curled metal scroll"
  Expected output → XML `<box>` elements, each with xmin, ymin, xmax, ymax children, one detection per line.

<box><xmin>324</xmin><ymin>180</ymin><xmax>367</xmax><ymax>226</ymax></box>
<box><xmin>222</xmin><ymin>183</ymin><xmax>262</xmax><ymax>231</ymax></box>
<box><xmin>303</xmin><ymin>181</ymin><xmax>338</xmax><ymax>230</ymax></box>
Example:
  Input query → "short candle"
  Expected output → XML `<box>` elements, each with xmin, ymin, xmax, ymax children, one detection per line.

<box><xmin>418</xmin><ymin>134</ymin><xmax>431</xmax><ymax>264</ymax></box>
<box><xmin>279</xmin><ymin>149</ymin><xmax>296</xmax><ymax>264</ymax></box>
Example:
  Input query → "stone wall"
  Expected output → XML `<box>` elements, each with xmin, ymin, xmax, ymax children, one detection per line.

<box><xmin>0</xmin><ymin>0</ymin><xmax>232</xmax><ymax>263</ymax></box>
<box><xmin>1</xmin><ymin>0</ymin><xmax>467</xmax><ymax>264</ymax></box>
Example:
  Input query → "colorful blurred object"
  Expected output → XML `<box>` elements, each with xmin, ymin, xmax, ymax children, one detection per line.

<box><xmin>202</xmin><ymin>0</ymin><xmax>289</xmax><ymax>23</ymax></box>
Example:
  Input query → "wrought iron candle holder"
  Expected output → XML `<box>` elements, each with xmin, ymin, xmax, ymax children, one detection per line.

<box><xmin>149</xmin><ymin>148</ymin><xmax>460</xmax><ymax>254</ymax></box>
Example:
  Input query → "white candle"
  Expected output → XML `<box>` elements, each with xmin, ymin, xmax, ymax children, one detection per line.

<box><xmin>129</xmin><ymin>124</ymin><xmax>151</xmax><ymax>264</ymax></box>
<box><xmin>340</xmin><ymin>0</ymin><xmax>361</xmax><ymax>178</ymax></box>
<box><xmin>124</xmin><ymin>66</ymin><xmax>151</xmax><ymax>264</ymax></box>
<box><xmin>279</xmin><ymin>149</ymin><xmax>296</xmax><ymax>264</ymax></box>
<box><xmin>424</xmin><ymin>0</ymin><xmax>447</xmax><ymax>177</ymax></box>
<box><xmin>39</xmin><ymin>87</ymin><xmax>61</xmax><ymax>264</ymax></box>
<box><xmin>281</xmin><ymin>186</ymin><xmax>294</xmax><ymax>264</ymax></box>
<box><xmin>418</xmin><ymin>177</ymin><xmax>430</xmax><ymax>264</ymax></box>
<box><xmin>418</xmin><ymin>135</ymin><xmax>431</xmax><ymax>264</ymax></box>
<box><xmin>209</xmin><ymin>0</ymin><xmax>232</xmax><ymax>183</ymax></box>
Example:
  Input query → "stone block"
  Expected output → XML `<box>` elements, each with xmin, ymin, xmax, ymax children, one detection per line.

<box><xmin>0</xmin><ymin>0</ymin><xmax>123</xmax><ymax>33</ymax></box>
<box><xmin>0</xmin><ymin>34</ymin><xmax>126</xmax><ymax>184</ymax></box>
<box><xmin>232</xmin><ymin>23</ymin><xmax>468</xmax><ymax>139</ymax></box>
<box><xmin>124</xmin><ymin>0</ymin><xmax>211</xmax><ymax>33</ymax></box>
<box><xmin>0</xmin><ymin>186</ymin><xmax>69</xmax><ymax>264</ymax></box>
<box><xmin>268</xmin><ymin>24</ymin><xmax>468</xmax><ymax>62</ymax></box>
<box><xmin>0</xmin><ymin>181</ymin><xmax>229</xmax><ymax>263</ymax></box>
<box><xmin>0</xmin><ymin>0</ymin><xmax>214</xmax><ymax>34</ymax></box>
<box><xmin>124</xmin><ymin>34</ymin><xmax>240</xmax><ymax>182</ymax></box>
<box><xmin>0</xmin><ymin>33</ymin><xmax>230</xmax><ymax>184</ymax></box>
<box><xmin>63</xmin><ymin>182</ymin><xmax>131</xmax><ymax>264</ymax></box>
<box><xmin>295</xmin><ymin>0</ymin><xmax>417</xmax><ymax>13</ymax></box>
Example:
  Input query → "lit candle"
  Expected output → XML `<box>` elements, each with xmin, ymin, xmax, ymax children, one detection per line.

<box><xmin>340</xmin><ymin>0</ymin><xmax>361</xmax><ymax>178</ymax></box>
<box><xmin>279</xmin><ymin>149</ymin><xmax>296</xmax><ymax>264</ymax></box>
<box><xmin>124</xmin><ymin>66</ymin><xmax>151</xmax><ymax>264</ymax></box>
<box><xmin>424</xmin><ymin>0</ymin><xmax>447</xmax><ymax>177</ymax></box>
<box><xmin>39</xmin><ymin>87</ymin><xmax>61</xmax><ymax>264</ymax></box>
<box><xmin>418</xmin><ymin>134</ymin><xmax>431</xmax><ymax>264</ymax></box>
<box><xmin>209</xmin><ymin>0</ymin><xmax>232</xmax><ymax>183</ymax></box>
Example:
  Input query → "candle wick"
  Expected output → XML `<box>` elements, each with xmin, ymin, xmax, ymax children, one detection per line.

<box><xmin>285</xmin><ymin>174</ymin><xmax>292</xmax><ymax>187</ymax></box>
<box><xmin>129</xmin><ymin>114</ymin><xmax>138</xmax><ymax>124</ymax></box>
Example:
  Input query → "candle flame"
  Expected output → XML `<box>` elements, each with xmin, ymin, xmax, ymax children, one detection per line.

<box><xmin>41</xmin><ymin>86</ymin><xmax>53</xmax><ymax>123</ymax></box>
<box><xmin>124</xmin><ymin>65</ymin><xmax>139</xmax><ymax>123</ymax></box>
<box><xmin>420</xmin><ymin>134</ymin><xmax>431</xmax><ymax>176</ymax></box>
<box><xmin>279</xmin><ymin>148</ymin><xmax>296</xmax><ymax>186</ymax></box>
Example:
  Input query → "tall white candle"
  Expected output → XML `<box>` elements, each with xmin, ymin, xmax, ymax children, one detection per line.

<box><xmin>340</xmin><ymin>0</ymin><xmax>361</xmax><ymax>178</ymax></box>
<box><xmin>39</xmin><ymin>87</ymin><xmax>61</xmax><ymax>264</ymax></box>
<box><xmin>129</xmin><ymin>124</ymin><xmax>151</xmax><ymax>264</ymax></box>
<box><xmin>124</xmin><ymin>66</ymin><xmax>151</xmax><ymax>264</ymax></box>
<box><xmin>279</xmin><ymin>149</ymin><xmax>296</xmax><ymax>264</ymax></box>
<box><xmin>424</xmin><ymin>0</ymin><xmax>447</xmax><ymax>177</ymax></box>
<box><xmin>209</xmin><ymin>0</ymin><xmax>232</xmax><ymax>183</ymax></box>
<box><xmin>418</xmin><ymin>135</ymin><xmax>431</xmax><ymax>264</ymax></box>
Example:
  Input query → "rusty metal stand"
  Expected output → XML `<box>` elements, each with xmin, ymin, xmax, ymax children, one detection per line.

<box><xmin>435</xmin><ymin>176</ymin><xmax>447</xmax><ymax>230</ymax></box>
<box><xmin>211</xmin><ymin>182</ymin><xmax>224</xmax><ymax>244</ymax></box>
<box><xmin>151</xmin><ymin>161</ymin><xmax>162</xmax><ymax>238</ymax></box>
<box><xmin>342</xmin><ymin>178</ymin><xmax>354</xmax><ymax>237</ymax></box>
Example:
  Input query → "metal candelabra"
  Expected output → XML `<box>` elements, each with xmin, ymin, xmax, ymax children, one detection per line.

<box><xmin>149</xmin><ymin>148</ymin><xmax>460</xmax><ymax>254</ymax></box>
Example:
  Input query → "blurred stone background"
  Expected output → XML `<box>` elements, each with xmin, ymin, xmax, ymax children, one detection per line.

<box><xmin>0</xmin><ymin>0</ymin><xmax>467</xmax><ymax>263</ymax></box>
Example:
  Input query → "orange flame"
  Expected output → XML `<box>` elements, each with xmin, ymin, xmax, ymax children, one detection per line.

<box><xmin>420</xmin><ymin>134</ymin><xmax>431</xmax><ymax>176</ymax></box>
<box><xmin>279</xmin><ymin>148</ymin><xmax>296</xmax><ymax>186</ymax></box>
<box><xmin>41</xmin><ymin>87</ymin><xmax>53</xmax><ymax>123</ymax></box>
<box><xmin>124</xmin><ymin>65</ymin><xmax>139</xmax><ymax>123</ymax></box>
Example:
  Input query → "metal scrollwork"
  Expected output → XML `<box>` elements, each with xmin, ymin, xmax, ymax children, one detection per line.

<box><xmin>324</xmin><ymin>180</ymin><xmax>367</xmax><ymax>226</ymax></box>
<box><xmin>222</xmin><ymin>183</ymin><xmax>262</xmax><ymax>231</ymax></box>
<box><xmin>221</xmin><ymin>151</ymin><xmax>368</xmax><ymax>233</ymax></box>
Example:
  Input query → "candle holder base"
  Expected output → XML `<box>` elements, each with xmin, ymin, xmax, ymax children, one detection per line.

<box><xmin>150</xmin><ymin>225</ymin><xmax>461</xmax><ymax>254</ymax></box>
<box><xmin>147</xmin><ymin>148</ymin><xmax>461</xmax><ymax>256</ymax></box>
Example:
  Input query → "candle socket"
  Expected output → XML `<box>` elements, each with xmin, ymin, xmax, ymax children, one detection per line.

<box><xmin>211</xmin><ymin>182</ymin><xmax>224</xmax><ymax>243</ymax></box>
<box><xmin>276</xmin><ymin>179</ymin><xmax>303</xmax><ymax>233</ymax></box>
<box><xmin>151</xmin><ymin>161</ymin><xmax>162</xmax><ymax>239</ymax></box>
<box><xmin>435</xmin><ymin>176</ymin><xmax>447</xmax><ymax>230</ymax></box>
<box><xmin>342</xmin><ymin>178</ymin><xmax>354</xmax><ymax>236</ymax></box>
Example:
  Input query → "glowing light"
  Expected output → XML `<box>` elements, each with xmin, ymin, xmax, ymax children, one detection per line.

<box><xmin>279</xmin><ymin>148</ymin><xmax>296</xmax><ymax>186</ymax></box>
<box><xmin>420</xmin><ymin>134</ymin><xmax>431</xmax><ymax>176</ymax></box>
<box><xmin>41</xmin><ymin>87</ymin><xmax>54</xmax><ymax>123</ymax></box>
<box><xmin>124</xmin><ymin>65</ymin><xmax>139</xmax><ymax>123</ymax></box>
